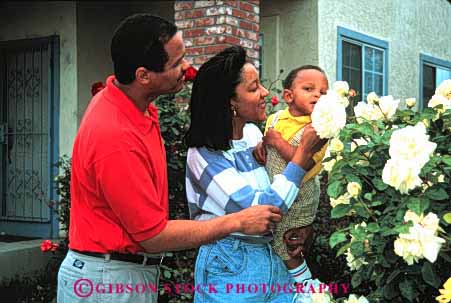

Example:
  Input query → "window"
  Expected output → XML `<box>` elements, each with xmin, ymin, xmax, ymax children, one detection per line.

<box><xmin>337</xmin><ymin>27</ymin><xmax>388</xmax><ymax>106</ymax></box>
<box><xmin>420</xmin><ymin>54</ymin><xmax>451</xmax><ymax>108</ymax></box>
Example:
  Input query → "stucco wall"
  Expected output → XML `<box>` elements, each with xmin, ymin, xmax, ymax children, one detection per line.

<box><xmin>318</xmin><ymin>0</ymin><xmax>451</xmax><ymax>104</ymax></box>
<box><xmin>0</xmin><ymin>1</ymin><xmax>78</xmax><ymax>157</ymax></box>
<box><xmin>76</xmin><ymin>1</ymin><xmax>174</xmax><ymax>124</ymax></box>
<box><xmin>261</xmin><ymin>0</ymin><xmax>318</xmax><ymax>83</ymax></box>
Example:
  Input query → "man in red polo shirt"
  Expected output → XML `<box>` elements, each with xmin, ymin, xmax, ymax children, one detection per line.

<box><xmin>57</xmin><ymin>14</ymin><xmax>323</xmax><ymax>303</ymax></box>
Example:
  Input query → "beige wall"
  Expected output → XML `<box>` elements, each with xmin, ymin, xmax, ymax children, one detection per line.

<box><xmin>261</xmin><ymin>0</ymin><xmax>319</xmax><ymax>84</ymax></box>
<box><xmin>318</xmin><ymin>0</ymin><xmax>451</xmax><ymax>104</ymax></box>
<box><xmin>0</xmin><ymin>1</ymin><xmax>78</xmax><ymax>157</ymax></box>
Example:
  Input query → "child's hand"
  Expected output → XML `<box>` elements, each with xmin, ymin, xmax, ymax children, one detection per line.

<box><xmin>253</xmin><ymin>142</ymin><xmax>267</xmax><ymax>165</ymax></box>
<box><xmin>263</xmin><ymin>128</ymin><xmax>283</xmax><ymax>147</ymax></box>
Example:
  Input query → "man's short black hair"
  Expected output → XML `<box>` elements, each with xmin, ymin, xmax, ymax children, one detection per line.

<box><xmin>185</xmin><ymin>46</ymin><xmax>248</xmax><ymax>151</ymax></box>
<box><xmin>111</xmin><ymin>14</ymin><xmax>178</xmax><ymax>84</ymax></box>
<box><xmin>282</xmin><ymin>65</ymin><xmax>326</xmax><ymax>89</ymax></box>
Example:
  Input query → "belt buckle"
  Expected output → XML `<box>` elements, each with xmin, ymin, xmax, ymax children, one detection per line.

<box><xmin>141</xmin><ymin>254</ymin><xmax>148</xmax><ymax>266</ymax></box>
<box><xmin>159</xmin><ymin>254</ymin><xmax>164</xmax><ymax>266</ymax></box>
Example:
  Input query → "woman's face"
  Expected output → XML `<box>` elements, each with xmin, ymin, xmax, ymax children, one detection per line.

<box><xmin>231</xmin><ymin>63</ymin><xmax>269</xmax><ymax>123</ymax></box>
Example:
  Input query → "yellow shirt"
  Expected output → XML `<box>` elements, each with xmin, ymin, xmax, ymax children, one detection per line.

<box><xmin>264</xmin><ymin>108</ymin><xmax>327</xmax><ymax>183</ymax></box>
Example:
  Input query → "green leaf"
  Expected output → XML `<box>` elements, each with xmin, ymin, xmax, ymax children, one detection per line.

<box><xmin>327</xmin><ymin>180</ymin><xmax>343</xmax><ymax>199</ymax></box>
<box><xmin>442</xmin><ymin>156</ymin><xmax>451</xmax><ymax>166</ymax></box>
<box><xmin>371</xmin><ymin>200</ymin><xmax>384</xmax><ymax>207</ymax></box>
<box><xmin>386</xmin><ymin>269</ymin><xmax>402</xmax><ymax>284</ymax></box>
<box><xmin>364</xmin><ymin>192</ymin><xmax>373</xmax><ymax>201</ymax></box>
<box><xmin>351</xmin><ymin>271</ymin><xmax>363</xmax><ymax>288</ymax></box>
<box><xmin>394</xmin><ymin>222</ymin><xmax>413</xmax><ymax>234</ymax></box>
<box><xmin>367</xmin><ymin>222</ymin><xmax>380</xmax><ymax>233</ymax></box>
<box><xmin>425</xmin><ymin>187</ymin><xmax>449</xmax><ymax>201</ymax></box>
<box><xmin>421</xmin><ymin>261</ymin><xmax>441</xmax><ymax>288</ymax></box>
<box><xmin>399</xmin><ymin>279</ymin><xmax>418</xmax><ymax>302</ymax></box>
<box><xmin>336</xmin><ymin>243</ymin><xmax>351</xmax><ymax>257</ymax></box>
<box><xmin>329</xmin><ymin>231</ymin><xmax>347</xmax><ymax>249</ymax></box>
<box><xmin>163</xmin><ymin>270</ymin><xmax>172</xmax><ymax>279</ymax></box>
<box><xmin>350</xmin><ymin>241</ymin><xmax>364</xmax><ymax>256</ymax></box>
<box><xmin>383</xmin><ymin>282</ymin><xmax>399</xmax><ymax>299</ymax></box>
<box><xmin>354</xmin><ymin>205</ymin><xmax>370</xmax><ymax>218</ymax></box>
<box><xmin>407</xmin><ymin>197</ymin><xmax>430</xmax><ymax>214</ymax></box>
<box><xmin>373</xmin><ymin>178</ymin><xmax>388</xmax><ymax>191</ymax></box>
<box><xmin>331</xmin><ymin>204</ymin><xmax>352</xmax><ymax>219</ymax></box>
<box><xmin>444</xmin><ymin>212</ymin><xmax>451</xmax><ymax>224</ymax></box>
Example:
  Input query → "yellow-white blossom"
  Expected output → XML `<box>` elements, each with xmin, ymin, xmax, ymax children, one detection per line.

<box><xmin>428</xmin><ymin>94</ymin><xmax>451</xmax><ymax>112</ymax></box>
<box><xmin>405</xmin><ymin>97</ymin><xmax>416</xmax><ymax>108</ymax></box>
<box><xmin>347</xmin><ymin>182</ymin><xmax>361</xmax><ymax>198</ymax></box>
<box><xmin>382</xmin><ymin>159</ymin><xmax>422</xmax><ymax>194</ymax></box>
<box><xmin>330</xmin><ymin>193</ymin><xmax>351</xmax><ymax>208</ymax></box>
<box><xmin>345</xmin><ymin>248</ymin><xmax>368</xmax><ymax>270</ymax></box>
<box><xmin>388</xmin><ymin>122</ymin><xmax>436</xmax><ymax>168</ymax></box>
<box><xmin>379</xmin><ymin>95</ymin><xmax>400</xmax><ymax>120</ymax></box>
<box><xmin>344</xmin><ymin>294</ymin><xmax>370</xmax><ymax>303</ymax></box>
<box><xmin>354</xmin><ymin>101</ymin><xmax>383</xmax><ymax>123</ymax></box>
<box><xmin>367</xmin><ymin>92</ymin><xmax>379</xmax><ymax>104</ymax></box>
<box><xmin>323</xmin><ymin>158</ymin><xmax>336</xmax><ymax>172</ymax></box>
<box><xmin>312</xmin><ymin>92</ymin><xmax>347</xmax><ymax>138</ymax></box>
<box><xmin>330</xmin><ymin>137</ymin><xmax>344</xmax><ymax>153</ymax></box>
<box><xmin>333</xmin><ymin>81</ymin><xmax>350</xmax><ymax>97</ymax></box>
<box><xmin>436</xmin><ymin>277</ymin><xmax>451</xmax><ymax>303</ymax></box>
<box><xmin>435</xmin><ymin>79</ymin><xmax>451</xmax><ymax>99</ymax></box>
<box><xmin>394</xmin><ymin>236</ymin><xmax>422</xmax><ymax>265</ymax></box>
<box><xmin>311</xmin><ymin>292</ymin><xmax>333</xmax><ymax>303</ymax></box>
<box><xmin>438</xmin><ymin>174</ymin><xmax>445</xmax><ymax>183</ymax></box>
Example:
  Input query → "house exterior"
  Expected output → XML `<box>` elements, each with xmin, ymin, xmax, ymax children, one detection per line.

<box><xmin>0</xmin><ymin>0</ymin><xmax>449</xmax><ymax>239</ymax></box>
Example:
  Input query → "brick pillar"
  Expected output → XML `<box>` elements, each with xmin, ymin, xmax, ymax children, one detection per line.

<box><xmin>174</xmin><ymin>1</ymin><xmax>260</xmax><ymax>69</ymax></box>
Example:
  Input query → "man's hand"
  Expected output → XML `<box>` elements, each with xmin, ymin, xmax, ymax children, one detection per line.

<box><xmin>234</xmin><ymin>205</ymin><xmax>282</xmax><ymax>235</ymax></box>
<box><xmin>253</xmin><ymin>142</ymin><xmax>267</xmax><ymax>165</ymax></box>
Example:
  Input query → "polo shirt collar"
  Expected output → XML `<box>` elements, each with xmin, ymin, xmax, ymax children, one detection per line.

<box><xmin>279</xmin><ymin>108</ymin><xmax>311</xmax><ymax>124</ymax></box>
<box><xmin>102</xmin><ymin>75</ymin><xmax>158</xmax><ymax>134</ymax></box>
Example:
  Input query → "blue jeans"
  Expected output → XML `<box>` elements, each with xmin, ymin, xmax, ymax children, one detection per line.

<box><xmin>57</xmin><ymin>250</ymin><xmax>160</xmax><ymax>303</ymax></box>
<box><xmin>194</xmin><ymin>236</ymin><xmax>296</xmax><ymax>303</ymax></box>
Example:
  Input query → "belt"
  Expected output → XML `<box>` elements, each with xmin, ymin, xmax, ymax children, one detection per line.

<box><xmin>229</xmin><ymin>234</ymin><xmax>273</xmax><ymax>244</ymax></box>
<box><xmin>71</xmin><ymin>249</ymin><xmax>163</xmax><ymax>266</ymax></box>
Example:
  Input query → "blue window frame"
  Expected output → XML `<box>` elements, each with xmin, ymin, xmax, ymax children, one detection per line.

<box><xmin>337</xmin><ymin>27</ymin><xmax>389</xmax><ymax>104</ymax></box>
<box><xmin>419</xmin><ymin>54</ymin><xmax>451</xmax><ymax>108</ymax></box>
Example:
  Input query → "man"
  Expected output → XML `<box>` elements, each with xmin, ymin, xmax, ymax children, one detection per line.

<box><xmin>57</xmin><ymin>14</ymin><xmax>325</xmax><ymax>303</ymax></box>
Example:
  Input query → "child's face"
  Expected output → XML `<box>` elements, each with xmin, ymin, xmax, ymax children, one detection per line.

<box><xmin>283</xmin><ymin>69</ymin><xmax>328</xmax><ymax>116</ymax></box>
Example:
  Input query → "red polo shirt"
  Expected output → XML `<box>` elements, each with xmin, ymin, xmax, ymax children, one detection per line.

<box><xmin>68</xmin><ymin>76</ymin><xmax>168</xmax><ymax>254</ymax></box>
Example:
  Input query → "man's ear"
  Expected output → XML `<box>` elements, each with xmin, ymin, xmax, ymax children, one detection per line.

<box><xmin>283</xmin><ymin>88</ymin><xmax>293</xmax><ymax>104</ymax></box>
<box><xmin>135</xmin><ymin>67</ymin><xmax>151</xmax><ymax>85</ymax></box>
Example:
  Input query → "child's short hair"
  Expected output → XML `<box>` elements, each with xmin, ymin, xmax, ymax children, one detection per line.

<box><xmin>282</xmin><ymin>65</ymin><xmax>326</xmax><ymax>89</ymax></box>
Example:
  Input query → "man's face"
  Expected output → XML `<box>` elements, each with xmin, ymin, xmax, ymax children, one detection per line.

<box><xmin>149</xmin><ymin>32</ymin><xmax>189</xmax><ymax>95</ymax></box>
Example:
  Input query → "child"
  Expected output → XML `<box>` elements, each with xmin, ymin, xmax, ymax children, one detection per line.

<box><xmin>254</xmin><ymin>65</ymin><xmax>329</xmax><ymax>285</ymax></box>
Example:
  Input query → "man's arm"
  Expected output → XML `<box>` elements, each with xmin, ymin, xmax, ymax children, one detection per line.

<box><xmin>140</xmin><ymin>205</ymin><xmax>281</xmax><ymax>253</ymax></box>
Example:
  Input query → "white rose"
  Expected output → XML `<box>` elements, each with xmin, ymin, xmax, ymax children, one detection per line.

<box><xmin>311</xmin><ymin>93</ymin><xmax>347</xmax><ymax>139</ymax></box>
<box><xmin>405</xmin><ymin>97</ymin><xmax>416</xmax><ymax>108</ymax></box>
<box><xmin>388</xmin><ymin>122</ymin><xmax>437</xmax><ymax>168</ymax></box>
<box><xmin>428</xmin><ymin>94</ymin><xmax>451</xmax><ymax>112</ymax></box>
<box><xmin>419</xmin><ymin>229</ymin><xmax>446</xmax><ymax>263</ymax></box>
<box><xmin>394</xmin><ymin>237</ymin><xmax>421</xmax><ymax>265</ymax></box>
<box><xmin>382</xmin><ymin>159</ymin><xmax>422</xmax><ymax>194</ymax></box>
<box><xmin>323</xmin><ymin>158</ymin><xmax>336</xmax><ymax>172</ymax></box>
<box><xmin>367</xmin><ymin>92</ymin><xmax>379</xmax><ymax>104</ymax></box>
<box><xmin>354</xmin><ymin>101</ymin><xmax>383</xmax><ymax>123</ymax></box>
<box><xmin>438</xmin><ymin>174</ymin><xmax>445</xmax><ymax>183</ymax></box>
<box><xmin>421</xmin><ymin>212</ymin><xmax>440</xmax><ymax>234</ymax></box>
<box><xmin>330</xmin><ymin>193</ymin><xmax>351</xmax><ymax>208</ymax></box>
<box><xmin>404</xmin><ymin>210</ymin><xmax>421</xmax><ymax>224</ymax></box>
<box><xmin>333</xmin><ymin>81</ymin><xmax>350</xmax><ymax>97</ymax></box>
<box><xmin>378</xmin><ymin>95</ymin><xmax>400</xmax><ymax>120</ymax></box>
<box><xmin>329</xmin><ymin>137</ymin><xmax>344</xmax><ymax>153</ymax></box>
<box><xmin>311</xmin><ymin>292</ymin><xmax>333</xmax><ymax>303</ymax></box>
<box><xmin>347</xmin><ymin>182</ymin><xmax>361</xmax><ymax>197</ymax></box>
<box><xmin>344</xmin><ymin>294</ymin><xmax>370</xmax><ymax>303</ymax></box>
<box><xmin>435</xmin><ymin>79</ymin><xmax>451</xmax><ymax>99</ymax></box>
<box><xmin>345</xmin><ymin>248</ymin><xmax>368</xmax><ymax>270</ymax></box>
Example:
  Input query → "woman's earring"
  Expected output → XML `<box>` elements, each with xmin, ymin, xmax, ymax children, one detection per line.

<box><xmin>232</xmin><ymin>107</ymin><xmax>237</xmax><ymax>118</ymax></box>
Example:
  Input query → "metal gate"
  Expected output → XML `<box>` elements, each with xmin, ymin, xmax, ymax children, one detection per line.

<box><xmin>0</xmin><ymin>36</ymin><xmax>59</xmax><ymax>238</ymax></box>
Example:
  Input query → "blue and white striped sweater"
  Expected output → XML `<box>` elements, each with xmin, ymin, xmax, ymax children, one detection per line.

<box><xmin>185</xmin><ymin>124</ymin><xmax>305</xmax><ymax>222</ymax></box>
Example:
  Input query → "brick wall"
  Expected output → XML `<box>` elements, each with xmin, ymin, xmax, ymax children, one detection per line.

<box><xmin>174</xmin><ymin>1</ymin><xmax>260</xmax><ymax>68</ymax></box>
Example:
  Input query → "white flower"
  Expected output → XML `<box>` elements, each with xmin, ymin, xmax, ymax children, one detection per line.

<box><xmin>329</xmin><ymin>137</ymin><xmax>344</xmax><ymax>153</ymax></box>
<box><xmin>404</xmin><ymin>210</ymin><xmax>421</xmax><ymax>224</ymax></box>
<box><xmin>394</xmin><ymin>237</ymin><xmax>422</xmax><ymax>265</ymax></box>
<box><xmin>388</xmin><ymin>122</ymin><xmax>437</xmax><ymax>168</ymax></box>
<box><xmin>421</xmin><ymin>212</ymin><xmax>441</xmax><ymax>234</ymax></box>
<box><xmin>428</xmin><ymin>94</ymin><xmax>451</xmax><ymax>111</ymax></box>
<box><xmin>347</xmin><ymin>182</ymin><xmax>361</xmax><ymax>198</ymax></box>
<box><xmin>323</xmin><ymin>158</ymin><xmax>336</xmax><ymax>172</ymax></box>
<box><xmin>333</xmin><ymin>81</ymin><xmax>350</xmax><ymax>97</ymax></box>
<box><xmin>311</xmin><ymin>93</ymin><xmax>347</xmax><ymax>139</ymax></box>
<box><xmin>345</xmin><ymin>248</ymin><xmax>368</xmax><ymax>270</ymax></box>
<box><xmin>382</xmin><ymin>159</ymin><xmax>422</xmax><ymax>194</ymax></box>
<box><xmin>438</xmin><ymin>174</ymin><xmax>445</xmax><ymax>183</ymax></box>
<box><xmin>311</xmin><ymin>292</ymin><xmax>333</xmax><ymax>303</ymax></box>
<box><xmin>378</xmin><ymin>95</ymin><xmax>400</xmax><ymax>120</ymax></box>
<box><xmin>405</xmin><ymin>97</ymin><xmax>416</xmax><ymax>108</ymax></box>
<box><xmin>344</xmin><ymin>294</ymin><xmax>369</xmax><ymax>303</ymax></box>
<box><xmin>435</xmin><ymin>79</ymin><xmax>451</xmax><ymax>99</ymax></box>
<box><xmin>367</xmin><ymin>92</ymin><xmax>379</xmax><ymax>104</ymax></box>
<box><xmin>330</xmin><ymin>193</ymin><xmax>351</xmax><ymax>208</ymax></box>
<box><xmin>419</xmin><ymin>229</ymin><xmax>446</xmax><ymax>263</ymax></box>
<box><xmin>354</xmin><ymin>101</ymin><xmax>383</xmax><ymax>123</ymax></box>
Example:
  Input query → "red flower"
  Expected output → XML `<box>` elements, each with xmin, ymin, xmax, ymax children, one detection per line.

<box><xmin>184</xmin><ymin>66</ymin><xmax>197</xmax><ymax>82</ymax></box>
<box><xmin>91</xmin><ymin>81</ymin><xmax>106</xmax><ymax>96</ymax></box>
<box><xmin>271</xmin><ymin>96</ymin><xmax>279</xmax><ymax>106</ymax></box>
<box><xmin>50</xmin><ymin>242</ymin><xmax>59</xmax><ymax>252</ymax></box>
<box><xmin>40</xmin><ymin>240</ymin><xmax>53</xmax><ymax>252</ymax></box>
<box><xmin>348</xmin><ymin>89</ymin><xmax>356</xmax><ymax>98</ymax></box>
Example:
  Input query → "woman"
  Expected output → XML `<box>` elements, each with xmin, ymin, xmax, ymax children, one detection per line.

<box><xmin>185</xmin><ymin>46</ymin><xmax>326</xmax><ymax>302</ymax></box>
